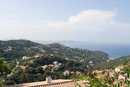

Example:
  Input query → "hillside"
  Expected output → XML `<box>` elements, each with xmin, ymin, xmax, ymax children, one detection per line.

<box><xmin>90</xmin><ymin>55</ymin><xmax>130</xmax><ymax>71</ymax></box>
<box><xmin>2</xmin><ymin>39</ymin><xmax>130</xmax><ymax>85</ymax></box>
<box><xmin>4</xmin><ymin>55</ymin><xmax>87</xmax><ymax>85</ymax></box>
<box><xmin>4</xmin><ymin>55</ymin><xmax>130</xmax><ymax>86</ymax></box>
<box><xmin>0</xmin><ymin>39</ymin><xmax>109</xmax><ymax>64</ymax></box>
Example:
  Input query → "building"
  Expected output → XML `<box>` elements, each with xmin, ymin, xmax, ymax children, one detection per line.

<box><xmin>46</xmin><ymin>76</ymin><xmax>52</xmax><ymax>83</ymax></box>
<box><xmin>20</xmin><ymin>65</ymin><xmax>30</xmax><ymax>71</ymax></box>
<box><xmin>76</xmin><ymin>71</ymin><xmax>81</xmax><ymax>75</ymax></box>
<box><xmin>66</xmin><ymin>58</ymin><xmax>69</xmax><ymax>60</ymax></box>
<box><xmin>53</xmin><ymin>61</ymin><xmax>58</xmax><ymax>65</ymax></box>
<box><xmin>48</xmin><ymin>64</ymin><xmax>54</xmax><ymax>68</ymax></box>
<box><xmin>41</xmin><ymin>65</ymin><xmax>48</xmax><ymax>71</ymax></box>
<box><xmin>92</xmin><ymin>70</ymin><xmax>102</xmax><ymax>75</ymax></box>
<box><xmin>89</xmin><ymin>60</ymin><xmax>93</xmax><ymax>64</ymax></box>
<box><xmin>58</xmin><ymin>63</ymin><xmax>62</xmax><ymax>66</ymax></box>
<box><xmin>3</xmin><ymin>50</ymin><xmax>9</xmax><ymax>52</ymax></box>
<box><xmin>35</xmin><ymin>54</ymin><xmax>40</xmax><ymax>58</ymax></box>
<box><xmin>22</xmin><ymin>56</ymin><xmax>30</xmax><ymax>59</ymax></box>
<box><xmin>63</xmin><ymin>70</ymin><xmax>70</xmax><ymax>76</ymax></box>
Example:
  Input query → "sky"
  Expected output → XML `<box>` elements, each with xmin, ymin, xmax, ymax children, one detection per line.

<box><xmin>0</xmin><ymin>0</ymin><xmax>130</xmax><ymax>43</ymax></box>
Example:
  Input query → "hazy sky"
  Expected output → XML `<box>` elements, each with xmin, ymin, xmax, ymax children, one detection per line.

<box><xmin>0</xmin><ymin>0</ymin><xmax>130</xmax><ymax>43</ymax></box>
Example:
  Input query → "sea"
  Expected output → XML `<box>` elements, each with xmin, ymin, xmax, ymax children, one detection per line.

<box><xmin>67</xmin><ymin>43</ymin><xmax>130</xmax><ymax>59</ymax></box>
<box><xmin>38</xmin><ymin>41</ymin><xmax>130</xmax><ymax>59</ymax></box>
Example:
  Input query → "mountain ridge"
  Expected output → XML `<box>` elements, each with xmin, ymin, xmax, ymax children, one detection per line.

<box><xmin>0</xmin><ymin>39</ymin><xmax>109</xmax><ymax>64</ymax></box>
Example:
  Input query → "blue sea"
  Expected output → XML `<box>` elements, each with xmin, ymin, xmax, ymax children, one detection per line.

<box><xmin>68</xmin><ymin>43</ymin><xmax>130</xmax><ymax>59</ymax></box>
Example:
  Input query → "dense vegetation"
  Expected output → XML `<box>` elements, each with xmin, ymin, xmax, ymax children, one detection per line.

<box><xmin>76</xmin><ymin>63</ymin><xmax>130</xmax><ymax>87</ymax></box>
<box><xmin>0</xmin><ymin>58</ymin><xmax>11</xmax><ymax>87</ymax></box>
<box><xmin>90</xmin><ymin>55</ymin><xmax>130</xmax><ymax>71</ymax></box>
<box><xmin>0</xmin><ymin>40</ymin><xmax>40</xmax><ymax>61</ymax></box>
<box><xmin>0</xmin><ymin>39</ymin><xmax>109</xmax><ymax>64</ymax></box>
<box><xmin>2</xmin><ymin>39</ymin><xmax>130</xmax><ymax>86</ymax></box>
<box><xmin>4</xmin><ymin>56</ymin><xmax>87</xmax><ymax>85</ymax></box>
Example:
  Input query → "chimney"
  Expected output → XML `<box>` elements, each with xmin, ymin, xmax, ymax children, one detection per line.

<box><xmin>46</xmin><ymin>76</ymin><xmax>52</xmax><ymax>83</ymax></box>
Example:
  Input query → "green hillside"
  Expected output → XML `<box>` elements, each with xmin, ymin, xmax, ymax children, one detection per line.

<box><xmin>1</xmin><ymin>39</ymin><xmax>130</xmax><ymax>85</ymax></box>
<box><xmin>90</xmin><ymin>55</ymin><xmax>130</xmax><ymax>71</ymax></box>
<box><xmin>4</xmin><ymin>55</ymin><xmax>87</xmax><ymax>85</ymax></box>
<box><xmin>0</xmin><ymin>39</ymin><xmax>109</xmax><ymax>64</ymax></box>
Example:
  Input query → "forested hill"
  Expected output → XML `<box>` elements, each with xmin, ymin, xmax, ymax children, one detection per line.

<box><xmin>90</xmin><ymin>55</ymin><xmax>130</xmax><ymax>71</ymax></box>
<box><xmin>0</xmin><ymin>39</ymin><xmax>109</xmax><ymax>64</ymax></box>
<box><xmin>4</xmin><ymin>56</ymin><xmax>87</xmax><ymax>85</ymax></box>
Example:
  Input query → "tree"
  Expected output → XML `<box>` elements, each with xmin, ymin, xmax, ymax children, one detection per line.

<box><xmin>0</xmin><ymin>58</ymin><xmax>11</xmax><ymax>76</ymax></box>
<box><xmin>0</xmin><ymin>58</ymin><xmax>11</xmax><ymax>86</ymax></box>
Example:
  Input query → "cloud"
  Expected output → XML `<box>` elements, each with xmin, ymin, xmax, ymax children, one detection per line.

<box><xmin>46</xmin><ymin>10</ymin><xmax>117</xmax><ymax>30</ymax></box>
<box><xmin>0</xmin><ymin>9</ymin><xmax>130</xmax><ymax>43</ymax></box>
<box><xmin>43</xmin><ymin>10</ymin><xmax>130</xmax><ymax>43</ymax></box>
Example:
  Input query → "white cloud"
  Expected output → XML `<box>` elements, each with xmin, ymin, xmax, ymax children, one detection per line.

<box><xmin>46</xmin><ymin>10</ymin><xmax>117</xmax><ymax>30</ymax></box>
<box><xmin>43</xmin><ymin>10</ymin><xmax>130</xmax><ymax>43</ymax></box>
<box><xmin>0</xmin><ymin>9</ymin><xmax>130</xmax><ymax>43</ymax></box>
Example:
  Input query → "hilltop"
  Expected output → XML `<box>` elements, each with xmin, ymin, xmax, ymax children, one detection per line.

<box><xmin>0</xmin><ymin>39</ymin><xmax>109</xmax><ymax>64</ymax></box>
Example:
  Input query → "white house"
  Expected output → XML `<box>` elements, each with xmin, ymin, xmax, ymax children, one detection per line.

<box><xmin>41</xmin><ymin>65</ymin><xmax>48</xmax><ymax>71</ymax></box>
<box><xmin>22</xmin><ymin>56</ymin><xmax>30</xmax><ymax>59</ymax></box>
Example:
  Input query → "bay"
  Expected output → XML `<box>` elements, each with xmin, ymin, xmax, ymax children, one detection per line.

<box><xmin>68</xmin><ymin>43</ymin><xmax>130</xmax><ymax>59</ymax></box>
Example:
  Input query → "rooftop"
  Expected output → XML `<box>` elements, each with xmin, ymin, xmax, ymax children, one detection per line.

<box><xmin>5</xmin><ymin>79</ymin><xmax>86</xmax><ymax>87</ymax></box>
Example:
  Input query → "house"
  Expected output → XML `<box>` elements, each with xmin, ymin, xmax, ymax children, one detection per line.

<box><xmin>53</xmin><ymin>61</ymin><xmax>58</xmax><ymax>65</ymax></box>
<box><xmin>35</xmin><ymin>54</ymin><xmax>43</xmax><ymax>58</ymax></box>
<box><xmin>66</xmin><ymin>58</ymin><xmax>69</xmax><ymax>60</ymax></box>
<box><xmin>3</xmin><ymin>50</ymin><xmax>9</xmax><ymax>52</ymax></box>
<box><xmin>49</xmin><ymin>64</ymin><xmax>54</xmax><ymax>68</ymax></box>
<box><xmin>53</xmin><ymin>65</ymin><xmax>57</xmax><ymax>69</ymax></box>
<box><xmin>20</xmin><ymin>65</ymin><xmax>30</xmax><ymax>71</ymax></box>
<box><xmin>46</xmin><ymin>76</ymin><xmax>52</xmax><ymax>83</ymax></box>
<box><xmin>35</xmin><ymin>54</ymin><xmax>40</xmax><ymax>58</ymax></box>
<box><xmin>92</xmin><ymin>70</ymin><xmax>102</xmax><ymax>75</ymax></box>
<box><xmin>50</xmin><ymin>54</ymin><xmax>53</xmax><ymax>56</ymax></box>
<box><xmin>104</xmin><ymin>71</ymin><xmax>109</xmax><ymax>78</ymax></box>
<box><xmin>115</xmin><ymin>66</ymin><xmax>124</xmax><ymax>73</ymax></box>
<box><xmin>71</xmin><ymin>71</ymin><xmax>74</xmax><ymax>74</ymax></box>
<box><xmin>89</xmin><ymin>60</ymin><xmax>93</xmax><ymax>64</ymax></box>
<box><xmin>76</xmin><ymin>71</ymin><xmax>80</xmax><ymax>75</ymax></box>
<box><xmin>22</xmin><ymin>56</ymin><xmax>30</xmax><ymax>59</ymax></box>
<box><xmin>58</xmin><ymin>63</ymin><xmax>62</xmax><ymax>66</ymax></box>
<box><xmin>63</xmin><ymin>70</ymin><xmax>70</xmax><ymax>76</ymax></box>
<box><xmin>107</xmin><ymin>59</ymin><xmax>110</xmax><ymax>62</ymax></box>
<box><xmin>115</xmin><ymin>67</ymin><xmax>120</xmax><ymax>73</ymax></box>
<box><xmin>118</xmin><ymin>75</ymin><xmax>124</xmax><ymax>80</ymax></box>
<box><xmin>41</xmin><ymin>65</ymin><xmax>48</xmax><ymax>70</ymax></box>
<box><xmin>4</xmin><ymin>61</ymin><xmax>7</xmax><ymax>63</ymax></box>
<box><xmin>7</xmin><ymin>46</ymin><xmax>12</xmax><ymax>51</ymax></box>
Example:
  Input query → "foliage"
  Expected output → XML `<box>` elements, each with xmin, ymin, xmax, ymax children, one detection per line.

<box><xmin>75</xmin><ymin>64</ymin><xmax>130</xmax><ymax>87</ymax></box>
<box><xmin>4</xmin><ymin>56</ymin><xmax>87</xmax><ymax>85</ymax></box>
<box><xmin>0</xmin><ymin>40</ymin><xmax>109</xmax><ymax>64</ymax></box>
<box><xmin>0</xmin><ymin>58</ymin><xmax>11</xmax><ymax>76</ymax></box>
<box><xmin>0</xmin><ymin>58</ymin><xmax>11</xmax><ymax>87</ymax></box>
<box><xmin>89</xmin><ymin>55</ymin><xmax>130</xmax><ymax>71</ymax></box>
